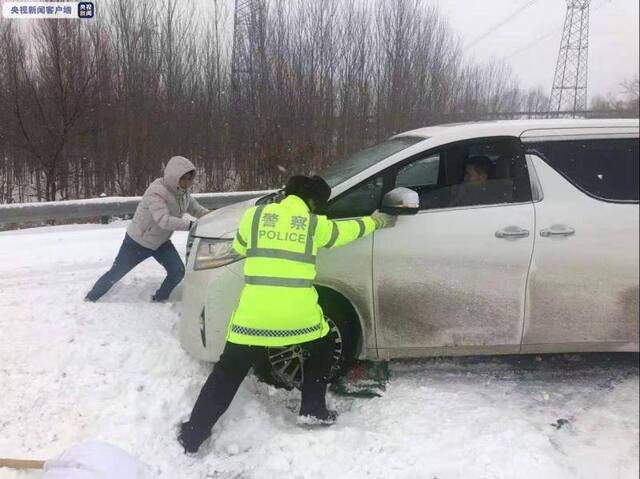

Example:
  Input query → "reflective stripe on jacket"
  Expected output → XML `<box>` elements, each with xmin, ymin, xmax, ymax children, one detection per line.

<box><xmin>227</xmin><ymin>194</ymin><xmax>377</xmax><ymax>347</ymax></box>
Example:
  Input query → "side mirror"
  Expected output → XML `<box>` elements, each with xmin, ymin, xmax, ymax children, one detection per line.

<box><xmin>380</xmin><ymin>187</ymin><xmax>419</xmax><ymax>215</ymax></box>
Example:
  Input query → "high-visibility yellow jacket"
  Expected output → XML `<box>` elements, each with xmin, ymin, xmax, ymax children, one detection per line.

<box><xmin>227</xmin><ymin>194</ymin><xmax>377</xmax><ymax>347</ymax></box>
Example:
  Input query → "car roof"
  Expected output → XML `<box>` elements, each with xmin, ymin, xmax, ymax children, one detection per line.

<box><xmin>393</xmin><ymin>118</ymin><xmax>640</xmax><ymax>140</ymax></box>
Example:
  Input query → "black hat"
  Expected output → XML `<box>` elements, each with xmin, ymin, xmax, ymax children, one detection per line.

<box><xmin>285</xmin><ymin>175</ymin><xmax>331</xmax><ymax>209</ymax></box>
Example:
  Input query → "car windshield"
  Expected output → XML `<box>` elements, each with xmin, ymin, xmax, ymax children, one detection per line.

<box><xmin>321</xmin><ymin>136</ymin><xmax>426</xmax><ymax>187</ymax></box>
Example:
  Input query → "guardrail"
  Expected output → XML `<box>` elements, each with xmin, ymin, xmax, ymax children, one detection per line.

<box><xmin>0</xmin><ymin>190</ymin><xmax>273</xmax><ymax>225</ymax></box>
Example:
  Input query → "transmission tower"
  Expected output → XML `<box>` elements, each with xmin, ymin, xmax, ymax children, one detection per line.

<box><xmin>230</xmin><ymin>0</ymin><xmax>266</xmax><ymax>171</ymax></box>
<box><xmin>550</xmin><ymin>0</ymin><xmax>590</xmax><ymax>116</ymax></box>
<box><xmin>231</xmin><ymin>0</ymin><xmax>266</xmax><ymax>97</ymax></box>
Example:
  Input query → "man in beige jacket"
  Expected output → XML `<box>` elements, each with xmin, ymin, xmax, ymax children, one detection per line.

<box><xmin>85</xmin><ymin>156</ymin><xmax>209</xmax><ymax>302</ymax></box>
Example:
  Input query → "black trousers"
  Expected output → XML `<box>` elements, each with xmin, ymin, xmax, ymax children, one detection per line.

<box><xmin>187</xmin><ymin>333</ymin><xmax>335</xmax><ymax>434</ymax></box>
<box><xmin>86</xmin><ymin>234</ymin><xmax>185</xmax><ymax>301</ymax></box>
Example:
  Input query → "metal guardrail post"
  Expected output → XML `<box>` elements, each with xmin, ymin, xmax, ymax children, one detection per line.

<box><xmin>99</xmin><ymin>193</ymin><xmax>109</xmax><ymax>225</ymax></box>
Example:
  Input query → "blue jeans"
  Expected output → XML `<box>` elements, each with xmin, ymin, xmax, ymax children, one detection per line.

<box><xmin>86</xmin><ymin>234</ymin><xmax>185</xmax><ymax>301</ymax></box>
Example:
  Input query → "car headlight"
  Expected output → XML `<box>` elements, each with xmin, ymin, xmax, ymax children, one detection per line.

<box><xmin>185</xmin><ymin>221</ymin><xmax>199</xmax><ymax>262</ymax></box>
<box><xmin>193</xmin><ymin>238</ymin><xmax>242</xmax><ymax>271</ymax></box>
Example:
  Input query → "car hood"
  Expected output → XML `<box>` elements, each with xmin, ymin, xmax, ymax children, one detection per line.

<box><xmin>195</xmin><ymin>197</ymin><xmax>259</xmax><ymax>239</ymax></box>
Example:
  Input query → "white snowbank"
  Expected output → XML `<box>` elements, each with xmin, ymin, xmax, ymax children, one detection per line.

<box><xmin>0</xmin><ymin>224</ymin><xmax>638</xmax><ymax>478</ymax></box>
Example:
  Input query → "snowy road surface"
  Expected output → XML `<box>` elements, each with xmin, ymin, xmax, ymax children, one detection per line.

<box><xmin>1</xmin><ymin>222</ymin><xmax>638</xmax><ymax>479</ymax></box>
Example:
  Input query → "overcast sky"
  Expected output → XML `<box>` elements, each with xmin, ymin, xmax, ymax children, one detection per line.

<box><xmin>432</xmin><ymin>0</ymin><xmax>639</xmax><ymax>101</ymax></box>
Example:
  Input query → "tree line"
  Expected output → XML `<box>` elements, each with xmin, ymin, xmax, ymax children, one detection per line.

<box><xmin>1</xmin><ymin>0</ymin><xmax>559</xmax><ymax>203</ymax></box>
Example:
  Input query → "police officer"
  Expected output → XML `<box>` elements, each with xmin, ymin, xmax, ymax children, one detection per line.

<box><xmin>178</xmin><ymin>175</ymin><xmax>396</xmax><ymax>454</ymax></box>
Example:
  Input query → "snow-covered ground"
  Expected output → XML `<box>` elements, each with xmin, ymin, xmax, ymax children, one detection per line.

<box><xmin>1</xmin><ymin>222</ymin><xmax>638</xmax><ymax>479</ymax></box>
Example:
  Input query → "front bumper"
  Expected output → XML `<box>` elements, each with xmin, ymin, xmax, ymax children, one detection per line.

<box><xmin>179</xmin><ymin>237</ymin><xmax>245</xmax><ymax>362</ymax></box>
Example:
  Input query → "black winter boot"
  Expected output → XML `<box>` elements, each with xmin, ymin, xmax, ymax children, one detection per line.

<box><xmin>297</xmin><ymin>409</ymin><xmax>338</xmax><ymax>426</ymax></box>
<box><xmin>178</xmin><ymin>422</ymin><xmax>211</xmax><ymax>454</ymax></box>
<box><xmin>299</xmin><ymin>381</ymin><xmax>338</xmax><ymax>425</ymax></box>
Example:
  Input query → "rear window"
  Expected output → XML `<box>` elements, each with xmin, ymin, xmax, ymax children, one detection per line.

<box><xmin>528</xmin><ymin>138</ymin><xmax>639</xmax><ymax>202</ymax></box>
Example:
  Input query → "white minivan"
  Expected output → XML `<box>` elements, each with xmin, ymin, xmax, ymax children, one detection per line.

<box><xmin>180</xmin><ymin>119</ymin><xmax>639</xmax><ymax>389</ymax></box>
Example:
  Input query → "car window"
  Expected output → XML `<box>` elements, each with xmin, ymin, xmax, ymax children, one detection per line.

<box><xmin>394</xmin><ymin>139</ymin><xmax>532</xmax><ymax>210</ymax></box>
<box><xmin>527</xmin><ymin>138</ymin><xmax>639</xmax><ymax>202</ymax></box>
<box><xmin>324</xmin><ymin>176</ymin><xmax>384</xmax><ymax>219</ymax></box>
<box><xmin>396</xmin><ymin>155</ymin><xmax>439</xmax><ymax>188</ymax></box>
<box><xmin>321</xmin><ymin>137</ymin><xmax>425</xmax><ymax>187</ymax></box>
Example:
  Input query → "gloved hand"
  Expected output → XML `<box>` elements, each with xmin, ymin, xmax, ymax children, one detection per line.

<box><xmin>371</xmin><ymin>210</ymin><xmax>397</xmax><ymax>229</ymax></box>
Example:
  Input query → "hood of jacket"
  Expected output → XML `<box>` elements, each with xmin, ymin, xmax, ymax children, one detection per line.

<box><xmin>162</xmin><ymin>156</ymin><xmax>196</xmax><ymax>193</ymax></box>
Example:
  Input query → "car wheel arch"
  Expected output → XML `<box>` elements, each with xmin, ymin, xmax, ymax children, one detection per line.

<box><xmin>315</xmin><ymin>285</ymin><xmax>365</xmax><ymax>359</ymax></box>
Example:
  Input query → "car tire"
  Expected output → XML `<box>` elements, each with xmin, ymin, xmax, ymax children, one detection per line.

<box><xmin>253</xmin><ymin>297</ymin><xmax>358</xmax><ymax>390</ymax></box>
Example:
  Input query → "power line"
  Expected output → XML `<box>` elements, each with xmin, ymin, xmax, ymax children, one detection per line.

<box><xmin>464</xmin><ymin>0</ymin><xmax>539</xmax><ymax>52</ymax></box>
<box><xmin>505</xmin><ymin>27</ymin><xmax>559</xmax><ymax>59</ymax></box>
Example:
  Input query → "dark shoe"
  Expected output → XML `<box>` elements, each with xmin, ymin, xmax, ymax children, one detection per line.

<box><xmin>178</xmin><ymin>422</ymin><xmax>210</xmax><ymax>454</ymax></box>
<box><xmin>151</xmin><ymin>294</ymin><xmax>168</xmax><ymax>303</ymax></box>
<box><xmin>84</xmin><ymin>294</ymin><xmax>98</xmax><ymax>302</ymax></box>
<box><xmin>297</xmin><ymin>409</ymin><xmax>338</xmax><ymax>426</ymax></box>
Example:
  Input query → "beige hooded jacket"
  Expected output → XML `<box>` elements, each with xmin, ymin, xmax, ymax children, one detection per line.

<box><xmin>126</xmin><ymin>156</ymin><xmax>208</xmax><ymax>250</ymax></box>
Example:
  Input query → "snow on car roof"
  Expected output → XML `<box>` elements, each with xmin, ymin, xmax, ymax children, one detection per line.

<box><xmin>393</xmin><ymin>118</ymin><xmax>639</xmax><ymax>140</ymax></box>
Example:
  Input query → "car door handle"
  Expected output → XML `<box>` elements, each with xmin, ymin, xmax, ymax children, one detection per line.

<box><xmin>540</xmin><ymin>225</ymin><xmax>575</xmax><ymax>237</ymax></box>
<box><xmin>495</xmin><ymin>226</ymin><xmax>530</xmax><ymax>239</ymax></box>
